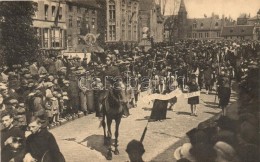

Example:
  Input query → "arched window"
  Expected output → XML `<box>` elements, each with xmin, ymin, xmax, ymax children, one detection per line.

<box><xmin>215</xmin><ymin>22</ymin><xmax>219</xmax><ymax>26</ymax></box>
<box><xmin>200</xmin><ymin>23</ymin><xmax>204</xmax><ymax>27</ymax></box>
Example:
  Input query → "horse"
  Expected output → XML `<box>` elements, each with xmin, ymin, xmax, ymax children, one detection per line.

<box><xmin>100</xmin><ymin>86</ymin><xmax>126</xmax><ymax>160</ymax></box>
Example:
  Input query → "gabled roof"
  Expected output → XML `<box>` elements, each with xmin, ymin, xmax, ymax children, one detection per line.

<box><xmin>188</xmin><ymin>17</ymin><xmax>223</xmax><ymax>30</ymax></box>
<box><xmin>221</xmin><ymin>25</ymin><xmax>255</xmax><ymax>36</ymax></box>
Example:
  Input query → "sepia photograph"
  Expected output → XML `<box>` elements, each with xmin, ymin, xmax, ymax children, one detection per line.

<box><xmin>0</xmin><ymin>0</ymin><xmax>259</xmax><ymax>162</ymax></box>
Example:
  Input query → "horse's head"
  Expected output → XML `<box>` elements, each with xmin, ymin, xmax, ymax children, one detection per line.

<box><xmin>110</xmin><ymin>81</ymin><xmax>127</xmax><ymax>104</ymax></box>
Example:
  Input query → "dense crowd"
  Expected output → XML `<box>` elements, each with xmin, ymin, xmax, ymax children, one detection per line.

<box><xmin>0</xmin><ymin>39</ymin><xmax>259</xmax><ymax>162</ymax></box>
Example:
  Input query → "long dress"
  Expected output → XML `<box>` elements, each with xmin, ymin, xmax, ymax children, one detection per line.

<box><xmin>149</xmin><ymin>90</ymin><xmax>168</xmax><ymax>121</ymax></box>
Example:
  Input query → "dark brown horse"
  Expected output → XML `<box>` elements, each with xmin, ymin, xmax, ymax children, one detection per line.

<box><xmin>101</xmin><ymin>87</ymin><xmax>126</xmax><ymax>160</ymax></box>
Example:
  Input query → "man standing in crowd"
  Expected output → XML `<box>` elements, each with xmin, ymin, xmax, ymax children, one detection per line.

<box><xmin>23</xmin><ymin>116</ymin><xmax>61</xmax><ymax>162</ymax></box>
<box><xmin>1</xmin><ymin>111</ymin><xmax>25</xmax><ymax>162</ymax></box>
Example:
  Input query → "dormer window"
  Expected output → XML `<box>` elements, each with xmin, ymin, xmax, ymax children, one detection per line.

<box><xmin>215</xmin><ymin>22</ymin><xmax>219</xmax><ymax>26</ymax></box>
<box><xmin>200</xmin><ymin>23</ymin><xmax>204</xmax><ymax>27</ymax></box>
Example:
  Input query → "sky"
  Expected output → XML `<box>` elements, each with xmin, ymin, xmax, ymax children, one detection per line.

<box><xmin>164</xmin><ymin>0</ymin><xmax>260</xmax><ymax>19</ymax></box>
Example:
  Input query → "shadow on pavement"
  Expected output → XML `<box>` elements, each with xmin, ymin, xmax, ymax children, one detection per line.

<box><xmin>142</xmin><ymin>107</ymin><xmax>152</xmax><ymax>111</ymax></box>
<box><xmin>136</xmin><ymin>116</ymin><xmax>150</xmax><ymax>121</ymax></box>
<box><xmin>79</xmin><ymin>134</ymin><xmax>110</xmax><ymax>158</ymax></box>
<box><xmin>176</xmin><ymin>111</ymin><xmax>190</xmax><ymax>116</ymax></box>
<box><xmin>204</xmin><ymin>111</ymin><xmax>220</xmax><ymax>115</ymax></box>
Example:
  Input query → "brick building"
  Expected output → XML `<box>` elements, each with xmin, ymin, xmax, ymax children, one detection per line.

<box><xmin>105</xmin><ymin>0</ymin><xmax>139</xmax><ymax>44</ymax></box>
<box><xmin>221</xmin><ymin>10</ymin><xmax>260</xmax><ymax>41</ymax></box>
<box><xmin>65</xmin><ymin>0</ymin><xmax>99</xmax><ymax>52</ymax></box>
<box><xmin>164</xmin><ymin>0</ymin><xmax>234</xmax><ymax>42</ymax></box>
<box><xmin>32</xmin><ymin>0</ymin><xmax>67</xmax><ymax>55</ymax></box>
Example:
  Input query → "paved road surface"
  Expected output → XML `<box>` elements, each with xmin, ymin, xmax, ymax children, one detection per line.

<box><xmin>50</xmin><ymin>90</ymin><xmax>237</xmax><ymax>162</ymax></box>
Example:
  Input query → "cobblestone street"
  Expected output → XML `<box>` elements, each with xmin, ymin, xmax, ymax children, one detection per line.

<box><xmin>50</xmin><ymin>89</ymin><xmax>237</xmax><ymax>162</ymax></box>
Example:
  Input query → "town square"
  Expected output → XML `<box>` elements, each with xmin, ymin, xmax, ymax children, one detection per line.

<box><xmin>0</xmin><ymin>0</ymin><xmax>259</xmax><ymax>162</ymax></box>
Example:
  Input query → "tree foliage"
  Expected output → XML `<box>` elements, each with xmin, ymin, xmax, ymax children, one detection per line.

<box><xmin>0</xmin><ymin>1</ymin><xmax>39</xmax><ymax>66</ymax></box>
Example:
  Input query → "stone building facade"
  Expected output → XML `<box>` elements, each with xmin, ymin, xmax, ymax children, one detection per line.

<box><xmin>65</xmin><ymin>0</ymin><xmax>99</xmax><ymax>52</ymax></box>
<box><xmin>139</xmin><ymin>0</ymin><xmax>164</xmax><ymax>43</ymax></box>
<box><xmin>32</xmin><ymin>0</ymin><xmax>67</xmax><ymax>54</ymax></box>
<box><xmin>106</xmin><ymin>0</ymin><xmax>139</xmax><ymax>43</ymax></box>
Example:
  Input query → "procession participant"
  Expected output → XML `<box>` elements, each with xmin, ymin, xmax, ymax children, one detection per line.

<box><xmin>204</xmin><ymin>64</ymin><xmax>212</xmax><ymax>94</ymax></box>
<box><xmin>187</xmin><ymin>78</ymin><xmax>200</xmax><ymax>116</ymax></box>
<box><xmin>24</xmin><ymin>116</ymin><xmax>61</xmax><ymax>162</ymax></box>
<box><xmin>217</xmin><ymin>71</ymin><xmax>231</xmax><ymax>116</ymax></box>
<box><xmin>166</xmin><ymin>73</ymin><xmax>178</xmax><ymax>111</ymax></box>
<box><xmin>149</xmin><ymin>72</ymin><xmax>170</xmax><ymax>122</ymax></box>
<box><xmin>198</xmin><ymin>66</ymin><xmax>204</xmax><ymax>91</ymax></box>
<box><xmin>97</xmin><ymin>54</ymin><xmax>123</xmax><ymax>118</ymax></box>
<box><xmin>1</xmin><ymin>111</ymin><xmax>25</xmax><ymax>162</ymax></box>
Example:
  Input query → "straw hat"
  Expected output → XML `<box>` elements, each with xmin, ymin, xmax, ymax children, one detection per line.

<box><xmin>174</xmin><ymin>143</ymin><xmax>196</xmax><ymax>162</ymax></box>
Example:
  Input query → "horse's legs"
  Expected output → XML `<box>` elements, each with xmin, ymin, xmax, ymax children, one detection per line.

<box><xmin>114</xmin><ymin>117</ymin><xmax>121</xmax><ymax>155</ymax></box>
<box><xmin>102</xmin><ymin>115</ymin><xmax>107</xmax><ymax>145</ymax></box>
<box><xmin>106</xmin><ymin>118</ymin><xmax>113</xmax><ymax>160</ymax></box>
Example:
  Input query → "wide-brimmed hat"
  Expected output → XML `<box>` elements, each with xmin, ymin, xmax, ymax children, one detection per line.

<box><xmin>214</xmin><ymin>141</ymin><xmax>238</xmax><ymax>162</ymax></box>
<box><xmin>174</xmin><ymin>143</ymin><xmax>196</xmax><ymax>162</ymax></box>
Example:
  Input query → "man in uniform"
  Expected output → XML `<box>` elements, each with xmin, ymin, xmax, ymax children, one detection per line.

<box><xmin>96</xmin><ymin>55</ymin><xmax>123</xmax><ymax>118</ymax></box>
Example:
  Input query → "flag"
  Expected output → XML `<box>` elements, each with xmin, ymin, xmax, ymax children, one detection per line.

<box><xmin>54</xmin><ymin>1</ymin><xmax>61</xmax><ymax>27</ymax></box>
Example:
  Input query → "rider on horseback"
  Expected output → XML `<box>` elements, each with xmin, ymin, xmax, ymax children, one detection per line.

<box><xmin>97</xmin><ymin>55</ymin><xmax>124</xmax><ymax>119</ymax></box>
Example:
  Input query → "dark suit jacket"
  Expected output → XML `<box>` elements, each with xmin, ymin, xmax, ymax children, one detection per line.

<box><xmin>1</xmin><ymin>126</ymin><xmax>25</xmax><ymax>162</ymax></box>
<box><xmin>25</xmin><ymin>129</ymin><xmax>60</xmax><ymax>161</ymax></box>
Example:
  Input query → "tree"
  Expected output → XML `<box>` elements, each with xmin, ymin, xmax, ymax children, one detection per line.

<box><xmin>0</xmin><ymin>1</ymin><xmax>39</xmax><ymax>66</ymax></box>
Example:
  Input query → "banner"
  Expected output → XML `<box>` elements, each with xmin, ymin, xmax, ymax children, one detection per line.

<box><xmin>144</xmin><ymin>88</ymin><xmax>183</xmax><ymax>101</ymax></box>
<box><xmin>183</xmin><ymin>91</ymin><xmax>200</xmax><ymax>99</ymax></box>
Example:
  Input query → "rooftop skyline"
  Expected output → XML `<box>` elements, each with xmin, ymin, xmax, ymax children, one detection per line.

<box><xmin>164</xmin><ymin>0</ymin><xmax>260</xmax><ymax>19</ymax></box>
